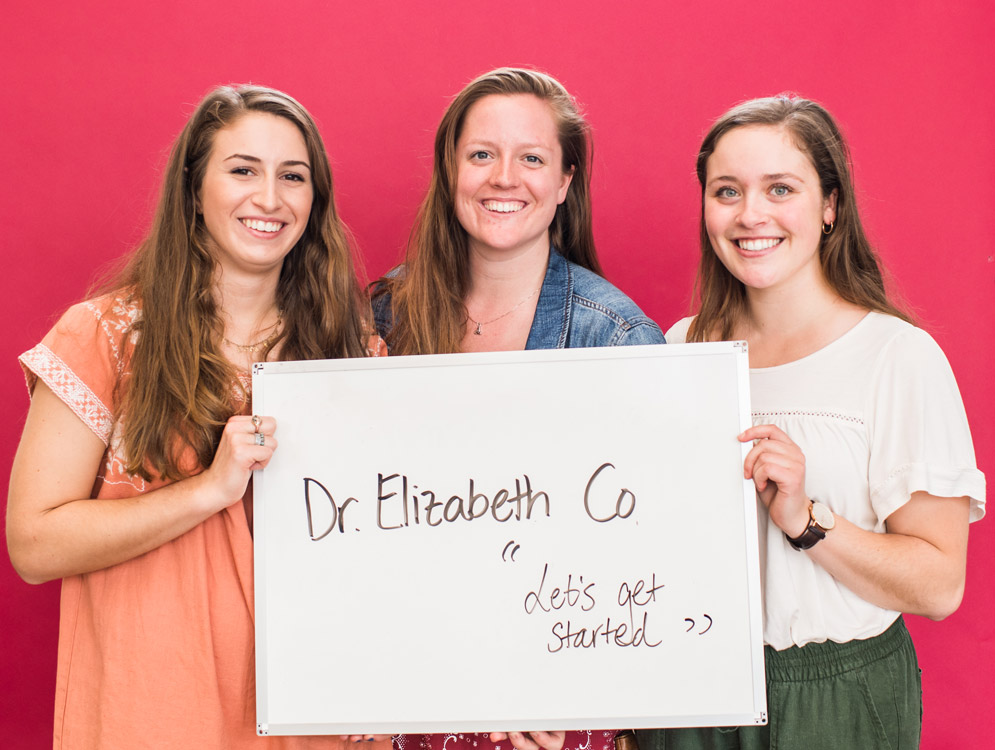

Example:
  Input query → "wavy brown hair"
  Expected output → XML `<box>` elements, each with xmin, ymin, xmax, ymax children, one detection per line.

<box><xmin>376</xmin><ymin>67</ymin><xmax>601</xmax><ymax>355</ymax></box>
<box><xmin>688</xmin><ymin>95</ymin><xmax>912</xmax><ymax>342</ymax></box>
<box><xmin>111</xmin><ymin>84</ymin><xmax>369</xmax><ymax>481</ymax></box>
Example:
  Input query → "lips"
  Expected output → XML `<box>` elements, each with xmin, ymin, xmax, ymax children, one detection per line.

<box><xmin>240</xmin><ymin>218</ymin><xmax>285</xmax><ymax>233</ymax></box>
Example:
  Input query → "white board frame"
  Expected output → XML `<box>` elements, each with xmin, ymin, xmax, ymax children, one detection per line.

<box><xmin>253</xmin><ymin>343</ymin><xmax>765</xmax><ymax>736</ymax></box>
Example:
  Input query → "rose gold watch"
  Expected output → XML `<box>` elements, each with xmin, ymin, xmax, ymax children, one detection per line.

<box><xmin>786</xmin><ymin>501</ymin><xmax>835</xmax><ymax>550</ymax></box>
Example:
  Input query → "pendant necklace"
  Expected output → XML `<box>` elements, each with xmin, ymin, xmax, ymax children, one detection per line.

<box><xmin>467</xmin><ymin>288</ymin><xmax>540</xmax><ymax>336</ymax></box>
<box><xmin>223</xmin><ymin>312</ymin><xmax>283</xmax><ymax>353</ymax></box>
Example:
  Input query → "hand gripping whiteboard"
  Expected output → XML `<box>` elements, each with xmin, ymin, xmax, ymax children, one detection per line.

<box><xmin>252</xmin><ymin>343</ymin><xmax>766</xmax><ymax>736</ymax></box>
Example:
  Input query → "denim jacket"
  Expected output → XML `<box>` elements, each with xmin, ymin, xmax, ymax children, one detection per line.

<box><xmin>372</xmin><ymin>250</ymin><xmax>665</xmax><ymax>351</ymax></box>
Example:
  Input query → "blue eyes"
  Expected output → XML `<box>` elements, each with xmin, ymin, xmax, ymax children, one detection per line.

<box><xmin>468</xmin><ymin>152</ymin><xmax>543</xmax><ymax>165</ymax></box>
<box><xmin>713</xmin><ymin>184</ymin><xmax>793</xmax><ymax>199</ymax></box>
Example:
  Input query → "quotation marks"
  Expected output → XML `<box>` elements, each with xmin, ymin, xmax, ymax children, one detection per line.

<box><xmin>502</xmin><ymin>540</ymin><xmax>521</xmax><ymax>562</ymax></box>
<box><xmin>684</xmin><ymin>614</ymin><xmax>713</xmax><ymax>635</ymax></box>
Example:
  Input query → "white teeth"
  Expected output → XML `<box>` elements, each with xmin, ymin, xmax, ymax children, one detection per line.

<box><xmin>482</xmin><ymin>200</ymin><xmax>524</xmax><ymax>213</ymax></box>
<box><xmin>737</xmin><ymin>238</ymin><xmax>781</xmax><ymax>251</ymax></box>
<box><xmin>241</xmin><ymin>218</ymin><xmax>283</xmax><ymax>233</ymax></box>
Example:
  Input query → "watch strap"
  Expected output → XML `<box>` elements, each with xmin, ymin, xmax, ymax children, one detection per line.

<box><xmin>786</xmin><ymin>501</ymin><xmax>831</xmax><ymax>550</ymax></box>
<box><xmin>785</xmin><ymin>523</ymin><xmax>826</xmax><ymax>550</ymax></box>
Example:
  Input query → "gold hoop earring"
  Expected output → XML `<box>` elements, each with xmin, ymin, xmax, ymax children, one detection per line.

<box><xmin>822</xmin><ymin>221</ymin><xmax>835</xmax><ymax>235</ymax></box>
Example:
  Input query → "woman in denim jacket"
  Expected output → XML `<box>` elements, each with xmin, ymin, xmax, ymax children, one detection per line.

<box><xmin>372</xmin><ymin>67</ymin><xmax>662</xmax><ymax>750</ymax></box>
<box><xmin>371</xmin><ymin>67</ymin><xmax>663</xmax><ymax>355</ymax></box>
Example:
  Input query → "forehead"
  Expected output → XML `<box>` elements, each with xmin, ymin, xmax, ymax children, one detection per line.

<box><xmin>458</xmin><ymin>94</ymin><xmax>560</xmax><ymax>148</ymax></box>
<box><xmin>707</xmin><ymin>125</ymin><xmax>816</xmax><ymax>179</ymax></box>
<box><xmin>210</xmin><ymin>111</ymin><xmax>309</xmax><ymax>159</ymax></box>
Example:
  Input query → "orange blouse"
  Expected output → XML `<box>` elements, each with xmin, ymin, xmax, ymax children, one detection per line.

<box><xmin>20</xmin><ymin>293</ymin><xmax>387</xmax><ymax>749</ymax></box>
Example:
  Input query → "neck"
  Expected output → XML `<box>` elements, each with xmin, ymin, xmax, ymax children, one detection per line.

<box><xmin>214</xmin><ymin>266</ymin><xmax>282</xmax><ymax>341</ymax></box>
<box><xmin>739</xmin><ymin>271</ymin><xmax>867</xmax><ymax>367</ymax></box>
<box><xmin>743</xmin><ymin>273</ymin><xmax>840</xmax><ymax>338</ymax></box>
<box><xmin>466</xmin><ymin>238</ymin><xmax>550</xmax><ymax>305</ymax></box>
<box><xmin>459</xmin><ymin>238</ymin><xmax>549</xmax><ymax>352</ymax></box>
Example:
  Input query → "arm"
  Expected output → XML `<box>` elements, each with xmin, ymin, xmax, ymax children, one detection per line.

<box><xmin>741</xmin><ymin>424</ymin><xmax>970</xmax><ymax>620</ymax></box>
<box><xmin>6</xmin><ymin>381</ymin><xmax>277</xmax><ymax>584</ymax></box>
<box><xmin>812</xmin><ymin>491</ymin><xmax>969</xmax><ymax>620</ymax></box>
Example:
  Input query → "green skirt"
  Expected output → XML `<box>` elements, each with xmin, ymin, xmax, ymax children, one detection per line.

<box><xmin>635</xmin><ymin>617</ymin><xmax>921</xmax><ymax>750</ymax></box>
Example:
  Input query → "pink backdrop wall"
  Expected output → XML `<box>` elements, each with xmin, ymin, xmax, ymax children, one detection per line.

<box><xmin>2</xmin><ymin>2</ymin><xmax>992</xmax><ymax>747</ymax></box>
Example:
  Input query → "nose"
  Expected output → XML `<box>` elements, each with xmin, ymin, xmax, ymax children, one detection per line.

<box><xmin>253</xmin><ymin>175</ymin><xmax>282</xmax><ymax>212</ymax></box>
<box><xmin>488</xmin><ymin>155</ymin><xmax>519</xmax><ymax>189</ymax></box>
<box><xmin>737</xmin><ymin>192</ymin><xmax>768</xmax><ymax>227</ymax></box>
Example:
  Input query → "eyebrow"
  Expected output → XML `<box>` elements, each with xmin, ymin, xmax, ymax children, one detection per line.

<box><xmin>223</xmin><ymin>154</ymin><xmax>312</xmax><ymax>170</ymax></box>
<box><xmin>706</xmin><ymin>172</ymin><xmax>804</xmax><ymax>187</ymax></box>
<box><xmin>463</xmin><ymin>140</ymin><xmax>552</xmax><ymax>152</ymax></box>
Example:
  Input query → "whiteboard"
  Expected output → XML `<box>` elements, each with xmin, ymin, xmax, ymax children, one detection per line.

<box><xmin>252</xmin><ymin>343</ymin><xmax>766</xmax><ymax>736</ymax></box>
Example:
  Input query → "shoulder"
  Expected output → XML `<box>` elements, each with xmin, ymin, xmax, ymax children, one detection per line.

<box><xmin>51</xmin><ymin>291</ymin><xmax>136</xmax><ymax>329</ymax></box>
<box><xmin>373</xmin><ymin>265</ymin><xmax>405</xmax><ymax>286</ymax></box>
<box><xmin>857</xmin><ymin>314</ymin><xmax>967</xmax><ymax>408</ymax></box>
<box><xmin>370</xmin><ymin>268</ymin><xmax>403</xmax><ymax>342</ymax></box>
<box><xmin>664</xmin><ymin>316</ymin><xmax>694</xmax><ymax>344</ymax></box>
<box><xmin>858</xmin><ymin>313</ymin><xmax>967</xmax><ymax>439</ymax></box>
<box><xmin>25</xmin><ymin>291</ymin><xmax>140</xmax><ymax>365</ymax></box>
<box><xmin>18</xmin><ymin>291</ymin><xmax>139</xmax><ymax>444</ymax></box>
<box><xmin>857</xmin><ymin>313</ymin><xmax>951</xmax><ymax>373</ymax></box>
<box><xmin>858</xmin><ymin>312</ymin><xmax>986</xmax><ymax>522</ymax></box>
<box><xmin>565</xmin><ymin>261</ymin><xmax>665</xmax><ymax>346</ymax></box>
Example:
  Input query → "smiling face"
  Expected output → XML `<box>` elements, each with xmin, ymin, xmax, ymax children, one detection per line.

<box><xmin>198</xmin><ymin>111</ymin><xmax>313</xmax><ymax>278</ymax></box>
<box><xmin>454</xmin><ymin>94</ymin><xmax>573</xmax><ymax>260</ymax></box>
<box><xmin>704</xmin><ymin>124</ymin><xmax>836</xmax><ymax>294</ymax></box>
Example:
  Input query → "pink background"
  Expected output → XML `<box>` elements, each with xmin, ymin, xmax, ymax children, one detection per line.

<box><xmin>2</xmin><ymin>2</ymin><xmax>992</xmax><ymax>748</ymax></box>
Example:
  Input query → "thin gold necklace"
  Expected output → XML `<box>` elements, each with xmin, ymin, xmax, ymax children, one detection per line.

<box><xmin>467</xmin><ymin>288</ymin><xmax>540</xmax><ymax>336</ymax></box>
<box><xmin>223</xmin><ymin>313</ymin><xmax>283</xmax><ymax>352</ymax></box>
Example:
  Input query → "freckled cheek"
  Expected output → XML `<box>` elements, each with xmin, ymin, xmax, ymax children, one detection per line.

<box><xmin>455</xmin><ymin>168</ymin><xmax>482</xmax><ymax>200</ymax></box>
<box><xmin>453</xmin><ymin>198</ymin><xmax>477</xmax><ymax>233</ymax></box>
<box><xmin>455</xmin><ymin>180</ymin><xmax>481</xmax><ymax>213</ymax></box>
<box><xmin>537</xmin><ymin>176</ymin><xmax>562</xmax><ymax>204</ymax></box>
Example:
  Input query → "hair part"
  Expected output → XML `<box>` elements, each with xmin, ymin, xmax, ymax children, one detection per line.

<box><xmin>377</xmin><ymin>67</ymin><xmax>601</xmax><ymax>355</ymax></box>
<box><xmin>112</xmin><ymin>84</ymin><xmax>370</xmax><ymax>481</ymax></box>
<box><xmin>688</xmin><ymin>95</ymin><xmax>912</xmax><ymax>342</ymax></box>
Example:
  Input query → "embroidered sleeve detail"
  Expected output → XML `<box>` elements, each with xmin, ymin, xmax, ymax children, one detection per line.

<box><xmin>367</xmin><ymin>334</ymin><xmax>388</xmax><ymax>357</ymax></box>
<box><xmin>19</xmin><ymin>344</ymin><xmax>114</xmax><ymax>444</ymax></box>
<box><xmin>753</xmin><ymin>409</ymin><xmax>865</xmax><ymax>426</ymax></box>
<box><xmin>84</xmin><ymin>296</ymin><xmax>141</xmax><ymax>364</ymax></box>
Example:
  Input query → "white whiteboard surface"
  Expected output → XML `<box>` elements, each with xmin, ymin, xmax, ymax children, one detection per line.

<box><xmin>252</xmin><ymin>343</ymin><xmax>765</xmax><ymax>736</ymax></box>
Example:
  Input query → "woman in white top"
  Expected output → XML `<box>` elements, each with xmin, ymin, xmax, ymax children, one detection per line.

<box><xmin>637</xmin><ymin>96</ymin><xmax>985</xmax><ymax>749</ymax></box>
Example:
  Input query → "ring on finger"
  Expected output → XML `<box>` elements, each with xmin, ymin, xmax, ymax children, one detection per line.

<box><xmin>254</xmin><ymin>432</ymin><xmax>265</xmax><ymax>447</ymax></box>
<box><xmin>252</xmin><ymin>415</ymin><xmax>262</xmax><ymax>432</ymax></box>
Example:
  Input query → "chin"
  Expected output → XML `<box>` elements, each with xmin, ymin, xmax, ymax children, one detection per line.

<box><xmin>728</xmin><ymin>269</ymin><xmax>780</xmax><ymax>290</ymax></box>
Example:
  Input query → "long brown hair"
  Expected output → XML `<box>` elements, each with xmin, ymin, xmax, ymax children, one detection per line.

<box><xmin>377</xmin><ymin>67</ymin><xmax>601</xmax><ymax>355</ymax></box>
<box><xmin>688</xmin><ymin>95</ymin><xmax>912</xmax><ymax>342</ymax></box>
<box><xmin>113</xmin><ymin>84</ymin><xmax>369</xmax><ymax>481</ymax></box>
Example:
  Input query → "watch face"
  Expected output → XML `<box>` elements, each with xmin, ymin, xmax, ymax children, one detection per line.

<box><xmin>811</xmin><ymin>502</ymin><xmax>835</xmax><ymax>530</ymax></box>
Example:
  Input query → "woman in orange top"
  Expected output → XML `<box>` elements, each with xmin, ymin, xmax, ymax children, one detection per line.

<box><xmin>7</xmin><ymin>85</ymin><xmax>386</xmax><ymax>749</ymax></box>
